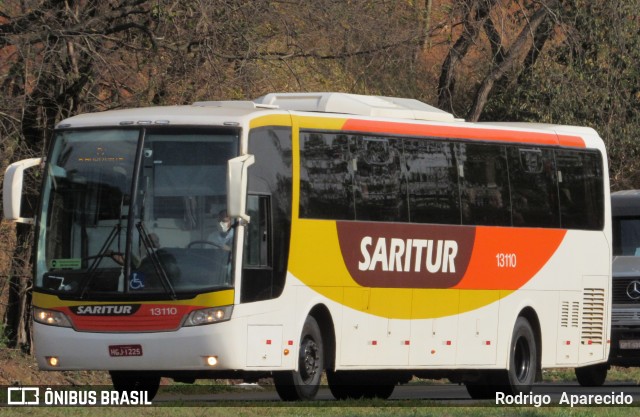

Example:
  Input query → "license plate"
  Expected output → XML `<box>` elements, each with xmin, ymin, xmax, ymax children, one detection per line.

<box><xmin>619</xmin><ymin>340</ymin><xmax>640</xmax><ymax>350</ymax></box>
<box><xmin>109</xmin><ymin>344</ymin><xmax>143</xmax><ymax>357</ymax></box>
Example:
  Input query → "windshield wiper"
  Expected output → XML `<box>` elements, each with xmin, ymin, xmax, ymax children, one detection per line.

<box><xmin>137</xmin><ymin>221</ymin><xmax>177</xmax><ymax>299</ymax></box>
<box><xmin>78</xmin><ymin>224</ymin><xmax>122</xmax><ymax>299</ymax></box>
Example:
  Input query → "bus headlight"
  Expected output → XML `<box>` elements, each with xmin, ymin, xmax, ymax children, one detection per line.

<box><xmin>183</xmin><ymin>306</ymin><xmax>233</xmax><ymax>327</ymax></box>
<box><xmin>33</xmin><ymin>307</ymin><xmax>72</xmax><ymax>328</ymax></box>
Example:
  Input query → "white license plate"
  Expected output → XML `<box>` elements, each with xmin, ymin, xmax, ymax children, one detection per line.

<box><xmin>619</xmin><ymin>340</ymin><xmax>640</xmax><ymax>350</ymax></box>
<box><xmin>109</xmin><ymin>344</ymin><xmax>143</xmax><ymax>357</ymax></box>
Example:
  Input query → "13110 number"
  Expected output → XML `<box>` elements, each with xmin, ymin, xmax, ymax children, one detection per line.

<box><xmin>150</xmin><ymin>307</ymin><xmax>178</xmax><ymax>316</ymax></box>
<box><xmin>496</xmin><ymin>253</ymin><xmax>517</xmax><ymax>268</ymax></box>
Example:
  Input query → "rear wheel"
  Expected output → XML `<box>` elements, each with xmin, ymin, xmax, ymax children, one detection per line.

<box><xmin>274</xmin><ymin>316</ymin><xmax>324</xmax><ymax>401</ymax></box>
<box><xmin>502</xmin><ymin>317</ymin><xmax>537</xmax><ymax>395</ymax></box>
<box><xmin>575</xmin><ymin>363</ymin><xmax>608</xmax><ymax>387</ymax></box>
<box><xmin>109</xmin><ymin>371</ymin><xmax>161</xmax><ymax>401</ymax></box>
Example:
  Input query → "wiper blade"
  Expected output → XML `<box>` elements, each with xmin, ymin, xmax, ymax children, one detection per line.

<box><xmin>78</xmin><ymin>224</ymin><xmax>121</xmax><ymax>299</ymax></box>
<box><xmin>137</xmin><ymin>222</ymin><xmax>177</xmax><ymax>299</ymax></box>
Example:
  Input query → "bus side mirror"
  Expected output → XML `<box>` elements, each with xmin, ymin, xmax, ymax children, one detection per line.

<box><xmin>3</xmin><ymin>157</ymin><xmax>43</xmax><ymax>224</ymax></box>
<box><xmin>227</xmin><ymin>154</ymin><xmax>255</xmax><ymax>223</ymax></box>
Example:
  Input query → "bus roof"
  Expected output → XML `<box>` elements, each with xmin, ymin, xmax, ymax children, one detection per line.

<box><xmin>54</xmin><ymin>92</ymin><xmax>603</xmax><ymax>150</ymax></box>
<box><xmin>55</xmin><ymin>93</ymin><xmax>458</xmax><ymax>129</ymax></box>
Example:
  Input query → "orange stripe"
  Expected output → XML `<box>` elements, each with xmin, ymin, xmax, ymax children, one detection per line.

<box><xmin>455</xmin><ymin>227</ymin><xmax>567</xmax><ymax>290</ymax></box>
<box><xmin>342</xmin><ymin>119</ymin><xmax>585</xmax><ymax>148</ymax></box>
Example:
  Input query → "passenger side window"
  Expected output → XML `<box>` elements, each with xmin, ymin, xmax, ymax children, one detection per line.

<box><xmin>458</xmin><ymin>143</ymin><xmax>510</xmax><ymax>226</ymax></box>
<box><xmin>300</xmin><ymin>132</ymin><xmax>353</xmax><ymax>220</ymax></box>
<box><xmin>353</xmin><ymin>136</ymin><xmax>407</xmax><ymax>222</ymax></box>
<box><xmin>556</xmin><ymin>150</ymin><xmax>604</xmax><ymax>230</ymax></box>
<box><xmin>405</xmin><ymin>139</ymin><xmax>460</xmax><ymax>224</ymax></box>
<box><xmin>508</xmin><ymin>147</ymin><xmax>559</xmax><ymax>227</ymax></box>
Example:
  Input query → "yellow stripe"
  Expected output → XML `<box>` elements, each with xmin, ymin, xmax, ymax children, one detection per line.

<box><xmin>249</xmin><ymin>114</ymin><xmax>292</xmax><ymax>129</ymax></box>
<box><xmin>289</xmin><ymin>218</ymin><xmax>511</xmax><ymax>319</ymax></box>
<box><xmin>33</xmin><ymin>289</ymin><xmax>235</xmax><ymax>309</ymax></box>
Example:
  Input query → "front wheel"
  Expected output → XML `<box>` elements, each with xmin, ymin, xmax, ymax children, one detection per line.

<box><xmin>274</xmin><ymin>316</ymin><xmax>324</xmax><ymax>401</ymax></box>
<box><xmin>109</xmin><ymin>371</ymin><xmax>161</xmax><ymax>401</ymax></box>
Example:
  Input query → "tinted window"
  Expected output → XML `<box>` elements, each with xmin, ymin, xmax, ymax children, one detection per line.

<box><xmin>556</xmin><ymin>150</ymin><xmax>604</xmax><ymax>230</ymax></box>
<box><xmin>300</xmin><ymin>132</ymin><xmax>353</xmax><ymax>219</ymax></box>
<box><xmin>353</xmin><ymin>136</ymin><xmax>407</xmax><ymax>221</ymax></box>
<box><xmin>508</xmin><ymin>147</ymin><xmax>559</xmax><ymax>227</ymax></box>
<box><xmin>613</xmin><ymin>217</ymin><xmax>640</xmax><ymax>256</ymax></box>
<box><xmin>458</xmin><ymin>143</ymin><xmax>510</xmax><ymax>226</ymax></box>
<box><xmin>405</xmin><ymin>139</ymin><xmax>460</xmax><ymax>224</ymax></box>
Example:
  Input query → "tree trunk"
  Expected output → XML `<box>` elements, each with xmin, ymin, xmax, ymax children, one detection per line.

<box><xmin>466</xmin><ymin>1</ymin><xmax>558</xmax><ymax>121</ymax></box>
<box><xmin>3</xmin><ymin>223</ymin><xmax>34</xmax><ymax>353</ymax></box>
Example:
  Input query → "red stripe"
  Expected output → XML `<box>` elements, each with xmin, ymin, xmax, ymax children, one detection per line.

<box><xmin>341</xmin><ymin>119</ymin><xmax>585</xmax><ymax>148</ymax></box>
<box><xmin>60</xmin><ymin>305</ymin><xmax>201</xmax><ymax>332</ymax></box>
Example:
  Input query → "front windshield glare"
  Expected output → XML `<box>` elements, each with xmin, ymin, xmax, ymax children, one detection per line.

<box><xmin>37</xmin><ymin>128</ymin><xmax>238</xmax><ymax>298</ymax></box>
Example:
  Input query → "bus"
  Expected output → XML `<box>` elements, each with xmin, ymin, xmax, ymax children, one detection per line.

<box><xmin>3</xmin><ymin>92</ymin><xmax>611</xmax><ymax>400</ymax></box>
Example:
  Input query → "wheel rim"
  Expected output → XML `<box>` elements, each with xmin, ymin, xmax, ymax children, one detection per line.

<box><xmin>514</xmin><ymin>335</ymin><xmax>531</xmax><ymax>382</ymax></box>
<box><xmin>299</xmin><ymin>336</ymin><xmax>320</xmax><ymax>384</ymax></box>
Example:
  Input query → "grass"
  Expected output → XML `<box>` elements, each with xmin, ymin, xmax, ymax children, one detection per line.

<box><xmin>3</xmin><ymin>405</ymin><xmax>640</xmax><ymax>417</ymax></box>
<box><xmin>543</xmin><ymin>367</ymin><xmax>640</xmax><ymax>384</ymax></box>
<box><xmin>3</xmin><ymin>366</ymin><xmax>640</xmax><ymax>415</ymax></box>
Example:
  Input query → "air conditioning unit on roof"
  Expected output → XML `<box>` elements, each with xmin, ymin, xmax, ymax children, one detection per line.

<box><xmin>253</xmin><ymin>92</ymin><xmax>456</xmax><ymax>122</ymax></box>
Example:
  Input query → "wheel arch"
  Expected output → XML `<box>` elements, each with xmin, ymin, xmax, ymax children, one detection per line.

<box><xmin>308</xmin><ymin>304</ymin><xmax>336</xmax><ymax>370</ymax></box>
<box><xmin>517</xmin><ymin>306</ymin><xmax>542</xmax><ymax>382</ymax></box>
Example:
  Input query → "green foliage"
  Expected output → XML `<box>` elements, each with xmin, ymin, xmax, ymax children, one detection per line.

<box><xmin>481</xmin><ymin>0</ymin><xmax>640</xmax><ymax>189</ymax></box>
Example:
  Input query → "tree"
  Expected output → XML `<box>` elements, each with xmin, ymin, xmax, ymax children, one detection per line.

<box><xmin>0</xmin><ymin>0</ymin><xmax>159</xmax><ymax>351</ymax></box>
<box><xmin>433</xmin><ymin>0</ymin><xmax>561</xmax><ymax>121</ymax></box>
<box><xmin>0</xmin><ymin>0</ymin><xmax>435</xmax><ymax>351</ymax></box>
<box><xmin>482</xmin><ymin>0</ymin><xmax>640</xmax><ymax>189</ymax></box>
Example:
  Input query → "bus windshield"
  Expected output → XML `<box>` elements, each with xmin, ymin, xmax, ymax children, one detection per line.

<box><xmin>613</xmin><ymin>216</ymin><xmax>640</xmax><ymax>256</ymax></box>
<box><xmin>36</xmin><ymin>128</ymin><xmax>239</xmax><ymax>299</ymax></box>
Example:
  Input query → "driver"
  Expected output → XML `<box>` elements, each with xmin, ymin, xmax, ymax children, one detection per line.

<box><xmin>208</xmin><ymin>210</ymin><xmax>234</xmax><ymax>251</ymax></box>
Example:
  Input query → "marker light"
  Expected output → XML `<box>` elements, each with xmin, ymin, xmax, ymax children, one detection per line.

<box><xmin>205</xmin><ymin>356</ymin><xmax>218</xmax><ymax>367</ymax></box>
<box><xmin>33</xmin><ymin>308</ymin><xmax>72</xmax><ymax>328</ymax></box>
<box><xmin>183</xmin><ymin>306</ymin><xmax>233</xmax><ymax>327</ymax></box>
<box><xmin>47</xmin><ymin>356</ymin><xmax>60</xmax><ymax>367</ymax></box>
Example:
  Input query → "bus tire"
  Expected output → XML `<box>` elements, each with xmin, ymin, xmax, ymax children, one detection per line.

<box><xmin>274</xmin><ymin>316</ymin><xmax>324</xmax><ymax>401</ymax></box>
<box><xmin>501</xmin><ymin>317</ymin><xmax>537</xmax><ymax>394</ymax></box>
<box><xmin>109</xmin><ymin>371</ymin><xmax>161</xmax><ymax>401</ymax></box>
<box><xmin>575</xmin><ymin>363</ymin><xmax>608</xmax><ymax>387</ymax></box>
